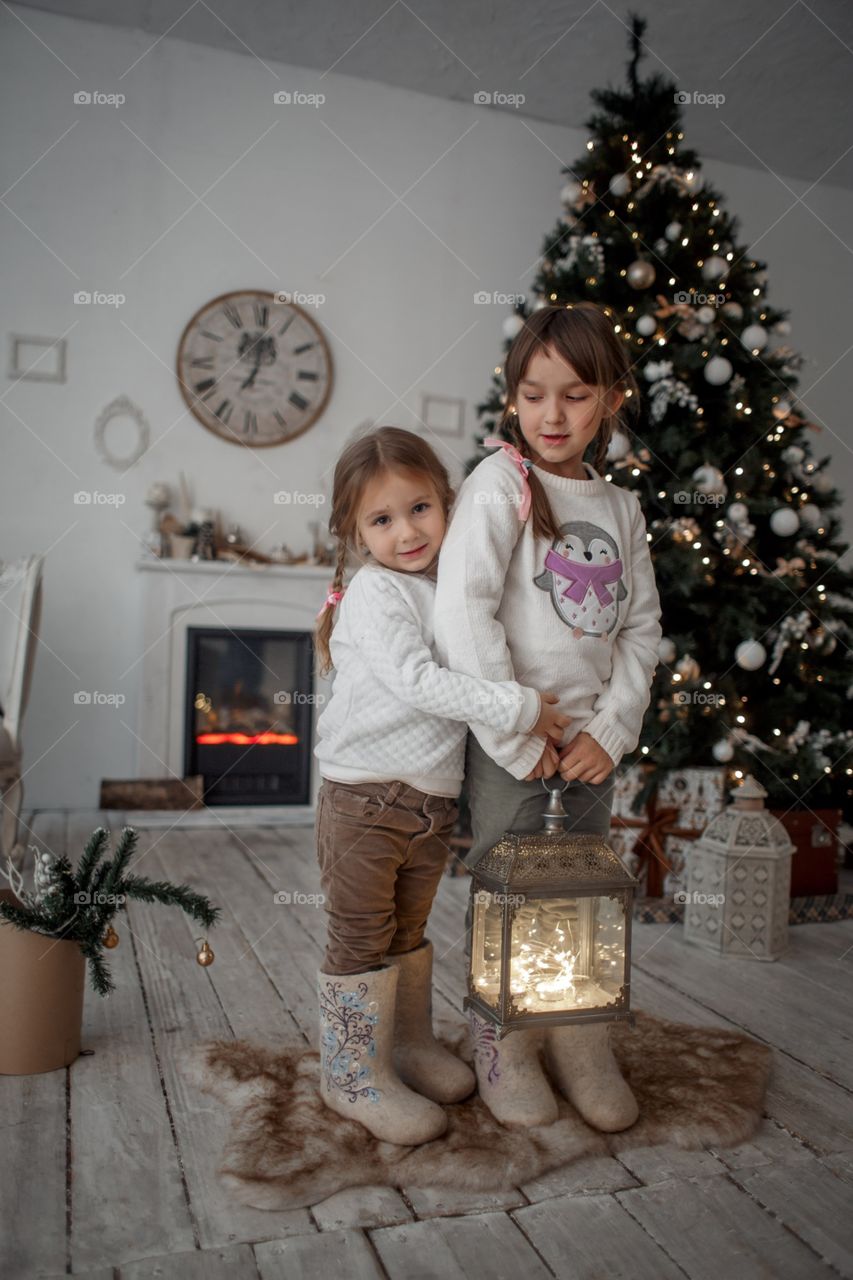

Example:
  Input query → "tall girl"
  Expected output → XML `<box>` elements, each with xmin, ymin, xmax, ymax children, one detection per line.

<box><xmin>313</xmin><ymin>427</ymin><xmax>567</xmax><ymax>1145</ymax></box>
<box><xmin>434</xmin><ymin>303</ymin><xmax>662</xmax><ymax>1131</ymax></box>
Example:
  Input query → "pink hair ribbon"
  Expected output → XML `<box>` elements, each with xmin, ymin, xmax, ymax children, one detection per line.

<box><xmin>482</xmin><ymin>436</ymin><xmax>533</xmax><ymax>522</ymax></box>
<box><xmin>316</xmin><ymin>585</ymin><xmax>345</xmax><ymax>619</ymax></box>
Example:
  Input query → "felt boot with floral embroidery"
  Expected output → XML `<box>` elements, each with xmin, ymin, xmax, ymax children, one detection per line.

<box><xmin>387</xmin><ymin>941</ymin><xmax>476</xmax><ymax>1103</ymax></box>
<box><xmin>469</xmin><ymin>1011</ymin><xmax>559</xmax><ymax>1127</ymax></box>
<box><xmin>318</xmin><ymin>965</ymin><xmax>447</xmax><ymax>1145</ymax></box>
<box><xmin>544</xmin><ymin>1021</ymin><xmax>639</xmax><ymax>1132</ymax></box>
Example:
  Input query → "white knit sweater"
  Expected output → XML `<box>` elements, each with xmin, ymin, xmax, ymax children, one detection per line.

<box><xmin>314</xmin><ymin>562</ymin><xmax>542</xmax><ymax>797</ymax></box>
<box><xmin>433</xmin><ymin>449</ymin><xmax>663</xmax><ymax>780</ymax></box>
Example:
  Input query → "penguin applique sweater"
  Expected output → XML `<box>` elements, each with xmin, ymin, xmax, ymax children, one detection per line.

<box><xmin>314</xmin><ymin>562</ymin><xmax>543</xmax><ymax>797</ymax></box>
<box><xmin>433</xmin><ymin>448</ymin><xmax>663</xmax><ymax>781</ymax></box>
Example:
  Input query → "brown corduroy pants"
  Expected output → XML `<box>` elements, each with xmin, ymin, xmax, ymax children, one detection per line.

<box><xmin>315</xmin><ymin>778</ymin><xmax>459</xmax><ymax>975</ymax></box>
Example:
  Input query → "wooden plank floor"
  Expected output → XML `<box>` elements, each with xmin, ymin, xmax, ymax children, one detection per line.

<box><xmin>3</xmin><ymin>810</ymin><xmax>852</xmax><ymax>1280</ymax></box>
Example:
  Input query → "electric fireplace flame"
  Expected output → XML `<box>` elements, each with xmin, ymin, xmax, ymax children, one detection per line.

<box><xmin>196</xmin><ymin>731</ymin><xmax>299</xmax><ymax>746</ymax></box>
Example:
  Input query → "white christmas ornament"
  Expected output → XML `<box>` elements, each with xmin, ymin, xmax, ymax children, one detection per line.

<box><xmin>606</xmin><ymin>429</ymin><xmax>631</xmax><ymax>461</ymax></box>
<box><xmin>735</xmin><ymin>639</ymin><xmax>767</xmax><ymax>671</ymax></box>
<box><xmin>774</xmin><ymin>320</ymin><xmax>791</xmax><ymax>335</ymax></box>
<box><xmin>502</xmin><ymin>314</ymin><xmax>525</xmax><ymax>341</ymax></box>
<box><xmin>658</xmin><ymin>637</ymin><xmax>677</xmax><ymax>664</ymax></box>
<box><xmin>773</xmin><ymin>399</ymin><xmax>792</xmax><ymax>419</ymax></box>
<box><xmin>608</xmin><ymin>173</ymin><xmax>631</xmax><ymax>198</ymax></box>
<box><xmin>741</xmin><ymin>324</ymin><xmax>768</xmax><ymax>351</ymax></box>
<box><xmin>627</xmin><ymin>259</ymin><xmax>656</xmax><ymax>289</ymax></box>
<box><xmin>712</xmin><ymin>739</ymin><xmax>734</xmax><ymax>763</ymax></box>
<box><xmin>704</xmin><ymin>355</ymin><xmax>733</xmax><ymax>385</ymax></box>
<box><xmin>770</xmin><ymin>507</ymin><xmax>799</xmax><ymax>537</ymax></box>
<box><xmin>812</xmin><ymin>472</ymin><xmax>833</xmax><ymax>495</ymax></box>
<box><xmin>782</xmin><ymin>445</ymin><xmax>804</xmax><ymax>465</ymax></box>
<box><xmin>722</xmin><ymin>301</ymin><xmax>743</xmax><ymax>321</ymax></box>
<box><xmin>664</xmin><ymin>221</ymin><xmax>682</xmax><ymax>241</ymax></box>
<box><xmin>635</xmin><ymin>314</ymin><xmax>657</xmax><ymax>336</ymax></box>
<box><xmin>693</xmin><ymin>464</ymin><xmax>727</xmax><ymax>496</ymax></box>
<box><xmin>800</xmin><ymin>503</ymin><xmax>821</xmax><ymax>527</ymax></box>
<box><xmin>727</xmin><ymin>501</ymin><xmax>749</xmax><ymax>524</ymax></box>
<box><xmin>696</xmin><ymin>306</ymin><xmax>716</xmax><ymax>325</ymax></box>
<box><xmin>702</xmin><ymin>255</ymin><xmax>729</xmax><ymax>282</ymax></box>
<box><xmin>560</xmin><ymin>180</ymin><xmax>582</xmax><ymax>207</ymax></box>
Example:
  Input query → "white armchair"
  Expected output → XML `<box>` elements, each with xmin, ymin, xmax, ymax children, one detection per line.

<box><xmin>0</xmin><ymin>554</ymin><xmax>44</xmax><ymax>867</ymax></box>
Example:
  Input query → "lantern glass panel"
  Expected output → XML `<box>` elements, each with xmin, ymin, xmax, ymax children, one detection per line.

<box><xmin>470</xmin><ymin>889</ymin><xmax>504</xmax><ymax>1012</ymax></box>
<box><xmin>509</xmin><ymin>893</ymin><xmax>626</xmax><ymax>1015</ymax></box>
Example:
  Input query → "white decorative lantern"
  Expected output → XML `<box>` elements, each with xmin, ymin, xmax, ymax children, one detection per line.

<box><xmin>683</xmin><ymin>776</ymin><xmax>794</xmax><ymax>961</ymax></box>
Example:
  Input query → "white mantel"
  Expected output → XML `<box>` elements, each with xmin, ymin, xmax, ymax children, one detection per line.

<box><xmin>135</xmin><ymin>557</ymin><xmax>334</xmax><ymax>821</ymax></box>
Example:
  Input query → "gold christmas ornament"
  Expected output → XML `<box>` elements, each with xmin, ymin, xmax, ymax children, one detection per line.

<box><xmin>196</xmin><ymin>939</ymin><xmax>215</xmax><ymax>967</ymax></box>
<box><xmin>103</xmin><ymin>925</ymin><xmax>120</xmax><ymax>949</ymax></box>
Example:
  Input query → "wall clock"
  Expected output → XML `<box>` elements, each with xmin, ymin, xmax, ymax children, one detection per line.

<box><xmin>176</xmin><ymin>290</ymin><xmax>333</xmax><ymax>447</ymax></box>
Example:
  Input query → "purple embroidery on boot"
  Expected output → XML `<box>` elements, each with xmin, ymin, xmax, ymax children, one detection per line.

<box><xmin>470</xmin><ymin>1012</ymin><xmax>501</xmax><ymax>1085</ymax></box>
<box><xmin>319</xmin><ymin>979</ymin><xmax>381</xmax><ymax>1103</ymax></box>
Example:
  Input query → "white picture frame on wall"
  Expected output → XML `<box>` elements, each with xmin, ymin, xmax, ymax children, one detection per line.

<box><xmin>8</xmin><ymin>335</ymin><xmax>67</xmax><ymax>383</ymax></box>
<box><xmin>420</xmin><ymin>392</ymin><xmax>465</xmax><ymax>439</ymax></box>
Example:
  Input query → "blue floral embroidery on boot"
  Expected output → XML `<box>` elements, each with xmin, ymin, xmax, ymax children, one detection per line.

<box><xmin>470</xmin><ymin>1012</ymin><xmax>500</xmax><ymax>1085</ymax></box>
<box><xmin>319</xmin><ymin>978</ymin><xmax>381</xmax><ymax>1103</ymax></box>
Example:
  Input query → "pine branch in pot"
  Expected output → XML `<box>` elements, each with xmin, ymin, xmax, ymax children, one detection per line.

<box><xmin>0</xmin><ymin>827</ymin><xmax>220</xmax><ymax>1075</ymax></box>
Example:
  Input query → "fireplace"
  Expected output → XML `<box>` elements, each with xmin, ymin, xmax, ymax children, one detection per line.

<box><xmin>184</xmin><ymin>626</ymin><xmax>314</xmax><ymax>806</ymax></box>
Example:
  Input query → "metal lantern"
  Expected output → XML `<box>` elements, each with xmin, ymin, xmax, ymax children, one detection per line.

<box><xmin>683</xmin><ymin>775</ymin><xmax>794</xmax><ymax>961</ymax></box>
<box><xmin>465</xmin><ymin>782</ymin><xmax>638</xmax><ymax>1037</ymax></box>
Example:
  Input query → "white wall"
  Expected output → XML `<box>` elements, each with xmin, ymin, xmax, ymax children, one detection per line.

<box><xmin>2</xmin><ymin>5</ymin><xmax>851</xmax><ymax>811</ymax></box>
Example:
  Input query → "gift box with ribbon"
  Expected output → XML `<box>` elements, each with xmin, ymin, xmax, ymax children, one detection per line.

<box><xmin>610</xmin><ymin>765</ymin><xmax>727</xmax><ymax>899</ymax></box>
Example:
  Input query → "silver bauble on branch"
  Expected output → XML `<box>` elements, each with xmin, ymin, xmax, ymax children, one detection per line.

<box><xmin>658</xmin><ymin>636</ymin><xmax>677</xmax><ymax>664</ymax></box>
<box><xmin>712</xmin><ymin>739</ymin><xmax>734</xmax><ymax>763</ymax></box>
<box><xmin>606</xmin><ymin>429</ymin><xmax>631</xmax><ymax>461</ymax></box>
<box><xmin>664</xmin><ymin>221</ymin><xmax>682</xmax><ymax>241</ymax></box>
<box><xmin>502</xmin><ymin>314</ymin><xmax>525</xmax><ymax>341</ymax></box>
<box><xmin>608</xmin><ymin>172</ymin><xmax>631</xmax><ymax>198</ymax></box>
<box><xmin>799</xmin><ymin>503</ymin><xmax>821</xmax><ymax>528</ymax></box>
<box><xmin>721</xmin><ymin>301</ymin><xmax>743</xmax><ymax>321</ymax></box>
<box><xmin>741</xmin><ymin>324</ymin><xmax>768</xmax><ymax>352</ymax></box>
<box><xmin>696</xmin><ymin>305</ymin><xmax>717</xmax><ymax>325</ymax></box>
<box><xmin>769</xmin><ymin>507</ymin><xmax>800</xmax><ymax>537</ymax></box>
<box><xmin>703</xmin><ymin>355</ymin><xmax>733</xmax><ymax>385</ymax></box>
<box><xmin>560</xmin><ymin>179</ymin><xmax>582</xmax><ymax>207</ymax></box>
<box><xmin>812</xmin><ymin>472</ymin><xmax>833</xmax><ymax>495</ymax></box>
<box><xmin>781</xmin><ymin>445</ymin><xmax>804</xmax><ymax>465</ymax></box>
<box><xmin>702</xmin><ymin>255</ymin><xmax>729</xmax><ymax>282</ymax></box>
<box><xmin>635</xmin><ymin>314</ymin><xmax>657</xmax><ymax>336</ymax></box>
<box><xmin>727</xmin><ymin>501</ymin><xmax>749</xmax><ymax>524</ymax></box>
<box><xmin>693</xmin><ymin>464</ymin><xmax>727</xmax><ymax>496</ymax></box>
<box><xmin>627</xmin><ymin>259</ymin><xmax>656</xmax><ymax>289</ymax></box>
<box><xmin>735</xmin><ymin>639</ymin><xmax>767</xmax><ymax>671</ymax></box>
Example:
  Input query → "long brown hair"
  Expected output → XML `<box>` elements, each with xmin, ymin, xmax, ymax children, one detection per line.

<box><xmin>315</xmin><ymin>426</ymin><xmax>454</xmax><ymax>676</ymax></box>
<box><xmin>499</xmin><ymin>302</ymin><xmax>640</xmax><ymax>542</ymax></box>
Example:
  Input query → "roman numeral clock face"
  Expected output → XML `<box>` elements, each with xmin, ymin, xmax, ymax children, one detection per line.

<box><xmin>176</xmin><ymin>291</ymin><xmax>333</xmax><ymax>447</ymax></box>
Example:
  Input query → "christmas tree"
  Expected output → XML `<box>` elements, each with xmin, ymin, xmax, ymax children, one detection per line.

<box><xmin>472</xmin><ymin>15</ymin><xmax>853</xmax><ymax>823</ymax></box>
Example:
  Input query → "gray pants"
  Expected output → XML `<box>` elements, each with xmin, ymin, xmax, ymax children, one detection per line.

<box><xmin>462</xmin><ymin>731</ymin><xmax>615</xmax><ymax>956</ymax></box>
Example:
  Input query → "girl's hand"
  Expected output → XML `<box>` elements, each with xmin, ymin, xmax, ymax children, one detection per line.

<box><xmin>531</xmin><ymin>692</ymin><xmax>571</xmax><ymax>743</ymax></box>
<box><xmin>558</xmin><ymin>732</ymin><xmax>615</xmax><ymax>785</ymax></box>
<box><xmin>524</xmin><ymin>741</ymin><xmax>560</xmax><ymax>781</ymax></box>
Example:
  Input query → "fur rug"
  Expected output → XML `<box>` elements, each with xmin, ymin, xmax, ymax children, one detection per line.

<box><xmin>179</xmin><ymin>1011</ymin><xmax>771</xmax><ymax>1211</ymax></box>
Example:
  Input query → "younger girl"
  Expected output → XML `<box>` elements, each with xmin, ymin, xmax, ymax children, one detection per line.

<box><xmin>434</xmin><ymin>303</ymin><xmax>662</xmax><ymax>1132</ymax></box>
<box><xmin>313</xmin><ymin>426</ymin><xmax>568</xmax><ymax>1145</ymax></box>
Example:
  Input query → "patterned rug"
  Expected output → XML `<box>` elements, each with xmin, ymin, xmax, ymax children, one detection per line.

<box><xmin>180</xmin><ymin>1010</ymin><xmax>771</xmax><ymax>1211</ymax></box>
